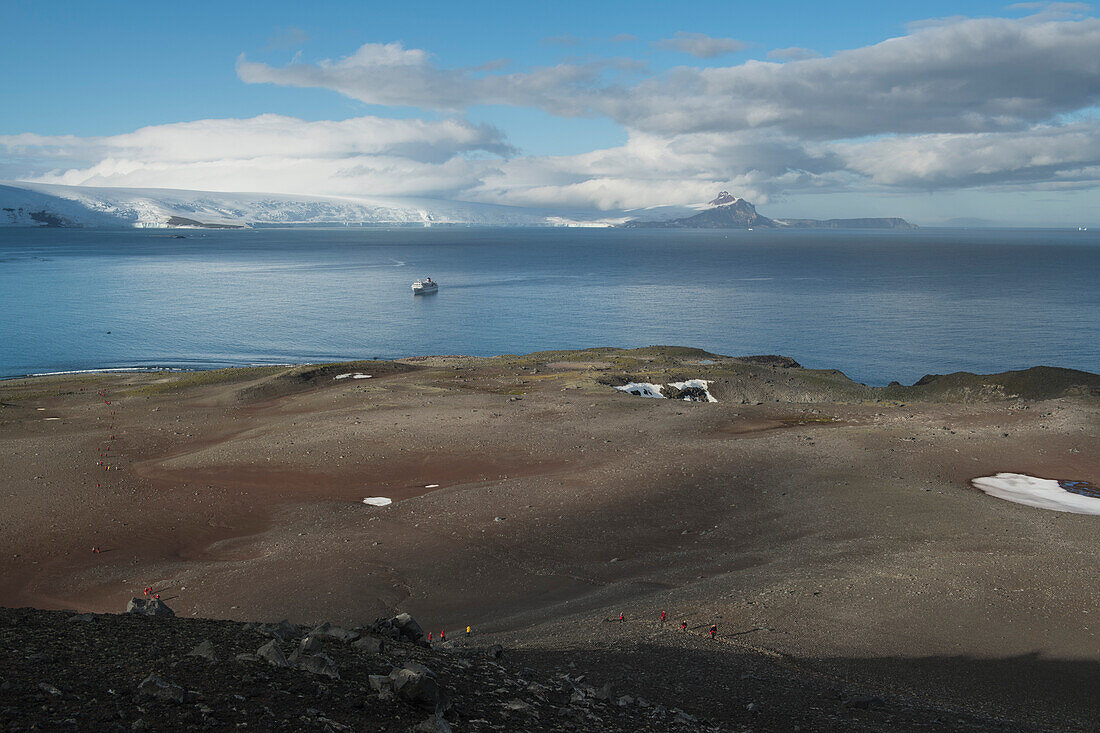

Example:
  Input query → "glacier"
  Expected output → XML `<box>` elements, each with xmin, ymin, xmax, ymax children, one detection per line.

<box><xmin>0</xmin><ymin>180</ymin><xmax>607</xmax><ymax>229</ymax></box>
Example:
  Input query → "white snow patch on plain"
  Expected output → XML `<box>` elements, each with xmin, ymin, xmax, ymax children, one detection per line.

<box><xmin>334</xmin><ymin>373</ymin><xmax>372</xmax><ymax>380</ymax></box>
<box><xmin>971</xmin><ymin>473</ymin><xmax>1100</xmax><ymax>515</ymax></box>
<box><xmin>668</xmin><ymin>379</ymin><xmax>717</xmax><ymax>402</ymax></box>
<box><xmin>362</xmin><ymin>497</ymin><xmax>392</xmax><ymax>507</ymax></box>
<box><xmin>615</xmin><ymin>382</ymin><xmax>666</xmax><ymax>398</ymax></box>
<box><xmin>424</xmin><ymin>484</ymin><xmax>440</xmax><ymax>488</ymax></box>
<box><xmin>615</xmin><ymin>378</ymin><xmax>718</xmax><ymax>402</ymax></box>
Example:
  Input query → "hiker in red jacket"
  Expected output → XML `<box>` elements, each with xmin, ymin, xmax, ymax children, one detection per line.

<box><xmin>709</xmin><ymin>624</ymin><xmax>717</xmax><ymax>639</ymax></box>
<box><xmin>660</xmin><ymin>610</ymin><xmax>666</xmax><ymax>624</ymax></box>
<box><xmin>619</xmin><ymin>612</ymin><xmax>624</xmax><ymax>623</ymax></box>
<box><xmin>680</xmin><ymin>620</ymin><xmax>687</xmax><ymax>631</ymax></box>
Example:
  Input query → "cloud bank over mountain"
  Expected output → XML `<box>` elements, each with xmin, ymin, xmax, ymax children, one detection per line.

<box><xmin>3</xmin><ymin>9</ymin><xmax>1099</xmax><ymax>218</ymax></box>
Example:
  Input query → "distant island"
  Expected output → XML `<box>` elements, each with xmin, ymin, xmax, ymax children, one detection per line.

<box><xmin>623</xmin><ymin>192</ymin><xmax>916</xmax><ymax>229</ymax></box>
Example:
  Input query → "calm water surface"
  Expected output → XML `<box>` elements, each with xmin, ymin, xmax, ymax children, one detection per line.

<box><xmin>1</xmin><ymin>227</ymin><xmax>1097</xmax><ymax>385</ymax></box>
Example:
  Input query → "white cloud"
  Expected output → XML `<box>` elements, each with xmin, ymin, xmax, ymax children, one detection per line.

<box><xmin>239</xmin><ymin>17</ymin><xmax>1100</xmax><ymax>143</ymax></box>
<box><xmin>236</xmin><ymin>42</ymin><xmax>637</xmax><ymax>116</ymax></box>
<box><xmin>834</xmin><ymin>121</ymin><xmax>1100</xmax><ymax>188</ymax></box>
<box><xmin>1008</xmin><ymin>2</ymin><xmax>1093</xmax><ymax>21</ymax></box>
<box><xmin>653</xmin><ymin>32</ymin><xmax>749</xmax><ymax>58</ymax></box>
<box><xmin>0</xmin><ymin>114</ymin><xmax>513</xmax><ymax>197</ymax></box>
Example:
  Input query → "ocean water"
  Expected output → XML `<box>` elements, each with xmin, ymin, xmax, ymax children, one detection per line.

<box><xmin>1</xmin><ymin>226</ymin><xmax>1097</xmax><ymax>385</ymax></box>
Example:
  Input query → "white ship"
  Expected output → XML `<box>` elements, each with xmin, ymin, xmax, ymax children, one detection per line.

<box><xmin>411</xmin><ymin>277</ymin><xmax>438</xmax><ymax>294</ymax></box>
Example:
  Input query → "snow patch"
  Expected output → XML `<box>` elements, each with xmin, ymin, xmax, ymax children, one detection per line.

<box><xmin>334</xmin><ymin>373</ymin><xmax>372</xmax><ymax>380</ymax></box>
<box><xmin>362</xmin><ymin>497</ymin><xmax>392</xmax><ymax>507</ymax></box>
<box><xmin>615</xmin><ymin>382</ymin><xmax>666</xmax><ymax>398</ymax></box>
<box><xmin>971</xmin><ymin>473</ymin><xmax>1100</xmax><ymax>515</ymax></box>
<box><xmin>668</xmin><ymin>379</ymin><xmax>717</xmax><ymax>402</ymax></box>
<box><xmin>615</xmin><ymin>378</ymin><xmax>717</xmax><ymax>402</ymax></box>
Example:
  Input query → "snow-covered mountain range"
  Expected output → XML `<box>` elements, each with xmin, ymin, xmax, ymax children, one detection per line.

<box><xmin>0</xmin><ymin>181</ymin><xmax>915</xmax><ymax>230</ymax></box>
<box><xmin>0</xmin><ymin>181</ymin><xmax>603</xmax><ymax>228</ymax></box>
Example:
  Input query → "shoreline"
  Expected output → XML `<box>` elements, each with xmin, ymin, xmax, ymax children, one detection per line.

<box><xmin>4</xmin><ymin>349</ymin><xmax>1097</xmax><ymax>387</ymax></box>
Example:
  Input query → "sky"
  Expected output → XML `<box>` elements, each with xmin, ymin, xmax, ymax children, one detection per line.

<box><xmin>1</xmin><ymin>0</ymin><xmax>1099</xmax><ymax>225</ymax></box>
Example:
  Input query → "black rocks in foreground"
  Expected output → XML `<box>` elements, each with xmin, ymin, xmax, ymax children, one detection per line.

<box><xmin>0</xmin><ymin>607</ymin><xmax>716</xmax><ymax>732</ymax></box>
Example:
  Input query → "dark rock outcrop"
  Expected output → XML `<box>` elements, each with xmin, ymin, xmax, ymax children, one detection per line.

<box><xmin>125</xmin><ymin>598</ymin><xmax>175</xmax><ymax>617</ymax></box>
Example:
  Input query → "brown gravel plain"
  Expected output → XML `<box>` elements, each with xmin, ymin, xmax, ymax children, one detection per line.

<box><xmin>1</xmin><ymin>347</ymin><xmax>1097</xmax><ymax>729</ymax></box>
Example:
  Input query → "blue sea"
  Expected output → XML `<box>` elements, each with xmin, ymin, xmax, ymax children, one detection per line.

<box><xmin>1</xmin><ymin>226</ymin><xmax>1097</xmax><ymax>385</ymax></box>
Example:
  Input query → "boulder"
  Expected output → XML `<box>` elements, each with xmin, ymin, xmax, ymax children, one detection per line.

<box><xmin>352</xmin><ymin>635</ymin><xmax>385</xmax><ymax>655</ymax></box>
<box><xmin>402</xmin><ymin>661</ymin><xmax>437</xmax><ymax>679</ymax></box>
<box><xmin>137</xmin><ymin>674</ymin><xmax>184</xmax><ymax>704</ymax></box>
<box><xmin>299</xmin><ymin>636</ymin><xmax>323</xmax><ymax>654</ymax></box>
<box><xmin>389</xmin><ymin>668</ymin><xmax>449</xmax><ymax>711</ymax></box>
<box><xmin>187</xmin><ymin>640</ymin><xmax>218</xmax><ymax>662</ymax></box>
<box><xmin>125</xmin><ymin>598</ymin><xmax>174</xmax><ymax>617</ymax></box>
<box><xmin>256</xmin><ymin>640</ymin><xmax>289</xmax><ymax>668</ymax></box>
<box><xmin>297</xmin><ymin>654</ymin><xmax>340</xmax><ymax>679</ymax></box>
<box><xmin>368</xmin><ymin>675</ymin><xmax>392</xmax><ymax>692</ymax></box>
<box><xmin>391</xmin><ymin>613</ymin><xmax>424</xmax><ymax>643</ymax></box>
<box><xmin>268</xmin><ymin>619</ymin><xmax>298</xmax><ymax>641</ymax></box>
<box><xmin>487</xmin><ymin>644</ymin><xmax>505</xmax><ymax>660</ymax></box>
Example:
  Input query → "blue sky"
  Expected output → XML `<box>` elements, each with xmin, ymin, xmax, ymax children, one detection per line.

<box><xmin>2</xmin><ymin>1</ymin><xmax>1098</xmax><ymax>224</ymax></box>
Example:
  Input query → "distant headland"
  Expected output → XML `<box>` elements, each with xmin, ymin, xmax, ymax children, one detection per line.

<box><xmin>622</xmin><ymin>191</ymin><xmax>916</xmax><ymax>229</ymax></box>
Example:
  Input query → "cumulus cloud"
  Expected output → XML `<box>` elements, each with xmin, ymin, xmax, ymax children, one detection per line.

<box><xmin>653</xmin><ymin>32</ymin><xmax>748</xmax><ymax>58</ymax></box>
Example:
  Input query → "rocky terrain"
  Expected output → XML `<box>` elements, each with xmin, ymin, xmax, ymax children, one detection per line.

<box><xmin>1</xmin><ymin>603</ymin><xmax>1067</xmax><ymax>732</ymax></box>
<box><xmin>1</xmin><ymin>347</ymin><xmax>1096</xmax><ymax>730</ymax></box>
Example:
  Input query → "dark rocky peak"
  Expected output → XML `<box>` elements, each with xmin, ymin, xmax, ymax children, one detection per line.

<box><xmin>708</xmin><ymin>191</ymin><xmax>737</xmax><ymax>206</ymax></box>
